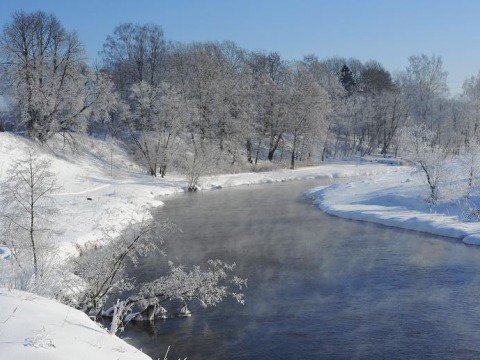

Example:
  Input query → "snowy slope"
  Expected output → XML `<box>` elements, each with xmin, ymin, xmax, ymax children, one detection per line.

<box><xmin>307</xmin><ymin>166</ymin><xmax>480</xmax><ymax>244</ymax></box>
<box><xmin>0</xmin><ymin>288</ymin><xmax>151</xmax><ymax>360</ymax></box>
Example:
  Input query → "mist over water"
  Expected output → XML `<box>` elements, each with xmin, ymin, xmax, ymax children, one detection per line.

<box><xmin>123</xmin><ymin>179</ymin><xmax>480</xmax><ymax>359</ymax></box>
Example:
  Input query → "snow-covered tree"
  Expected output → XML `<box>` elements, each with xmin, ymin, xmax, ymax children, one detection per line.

<box><xmin>0</xmin><ymin>149</ymin><xmax>60</xmax><ymax>289</ymax></box>
<box><xmin>399</xmin><ymin>124</ymin><xmax>448</xmax><ymax>202</ymax></box>
<box><xmin>126</xmin><ymin>81</ymin><xmax>194</xmax><ymax>177</ymax></box>
<box><xmin>1</xmin><ymin>11</ymin><xmax>116</xmax><ymax>141</ymax></box>
<box><xmin>248</xmin><ymin>51</ymin><xmax>290</xmax><ymax>161</ymax></box>
<box><xmin>106</xmin><ymin>259</ymin><xmax>246</xmax><ymax>334</ymax></box>
<box><xmin>286</xmin><ymin>64</ymin><xmax>331</xmax><ymax>169</ymax></box>
<box><xmin>179</xmin><ymin>138</ymin><xmax>219</xmax><ymax>191</ymax></box>
<box><xmin>399</xmin><ymin>54</ymin><xmax>448</xmax><ymax>129</ymax></box>
<box><xmin>101</xmin><ymin>23</ymin><xmax>166</xmax><ymax>97</ymax></box>
<box><xmin>459</xmin><ymin>138</ymin><xmax>480</xmax><ymax>196</ymax></box>
<box><xmin>461</xmin><ymin>72</ymin><xmax>480</xmax><ymax>147</ymax></box>
<box><xmin>70</xmin><ymin>217</ymin><xmax>246</xmax><ymax>332</ymax></box>
<box><xmin>70</xmin><ymin>218</ymin><xmax>164</xmax><ymax>315</ymax></box>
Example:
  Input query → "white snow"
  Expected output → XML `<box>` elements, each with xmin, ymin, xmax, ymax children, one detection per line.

<box><xmin>307</xmin><ymin>164</ymin><xmax>480</xmax><ymax>244</ymax></box>
<box><xmin>0</xmin><ymin>288</ymin><xmax>151</xmax><ymax>360</ymax></box>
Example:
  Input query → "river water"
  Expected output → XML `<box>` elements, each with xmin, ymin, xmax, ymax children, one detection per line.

<box><xmin>122</xmin><ymin>179</ymin><xmax>480</xmax><ymax>359</ymax></box>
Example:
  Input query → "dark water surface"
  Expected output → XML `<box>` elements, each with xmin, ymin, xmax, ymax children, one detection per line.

<box><xmin>123</xmin><ymin>179</ymin><xmax>480</xmax><ymax>359</ymax></box>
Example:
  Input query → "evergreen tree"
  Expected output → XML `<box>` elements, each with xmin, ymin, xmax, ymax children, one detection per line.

<box><xmin>340</xmin><ymin>65</ymin><xmax>356</xmax><ymax>95</ymax></box>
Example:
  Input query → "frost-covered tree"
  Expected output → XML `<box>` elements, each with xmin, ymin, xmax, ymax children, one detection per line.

<box><xmin>180</xmin><ymin>138</ymin><xmax>219</xmax><ymax>191</ymax></box>
<box><xmin>399</xmin><ymin>124</ymin><xmax>448</xmax><ymax>202</ymax></box>
<box><xmin>0</xmin><ymin>149</ymin><xmax>59</xmax><ymax>289</ymax></box>
<box><xmin>107</xmin><ymin>259</ymin><xmax>246</xmax><ymax>334</ymax></box>
<box><xmin>286</xmin><ymin>64</ymin><xmax>331</xmax><ymax>169</ymax></box>
<box><xmin>127</xmin><ymin>81</ymin><xmax>163</xmax><ymax>176</ymax></box>
<box><xmin>461</xmin><ymin>72</ymin><xmax>480</xmax><ymax>147</ymax></box>
<box><xmin>400</xmin><ymin>54</ymin><xmax>448</xmax><ymax>129</ymax></box>
<box><xmin>248</xmin><ymin>51</ymin><xmax>290</xmax><ymax>161</ymax></box>
<box><xmin>70</xmin><ymin>218</ymin><xmax>168</xmax><ymax>315</ymax></box>
<box><xmin>126</xmin><ymin>81</ymin><xmax>194</xmax><ymax>177</ymax></box>
<box><xmin>1</xmin><ymin>11</ymin><xmax>116</xmax><ymax>141</ymax></box>
<box><xmin>156</xmin><ymin>83</ymin><xmax>194</xmax><ymax>177</ymax></box>
<box><xmin>459</xmin><ymin>138</ymin><xmax>480</xmax><ymax>196</ymax></box>
<box><xmin>70</xmin><ymin>217</ymin><xmax>246</xmax><ymax>331</ymax></box>
<box><xmin>102</xmin><ymin>23</ymin><xmax>166</xmax><ymax>97</ymax></box>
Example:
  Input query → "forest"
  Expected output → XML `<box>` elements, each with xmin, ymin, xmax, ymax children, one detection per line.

<box><xmin>2</xmin><ymin>11</ymin><xmax>478</xmax><ymax>195</ymax></box>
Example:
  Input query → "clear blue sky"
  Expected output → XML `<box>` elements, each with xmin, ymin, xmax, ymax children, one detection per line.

<box><xmin>1</xmin><ymin>0</ymin><xmax>479</xmax><ymax>94</ymax></box>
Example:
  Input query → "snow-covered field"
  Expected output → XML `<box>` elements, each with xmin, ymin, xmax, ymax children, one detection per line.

<box><xmin>0</xmin><ymin>288</ymin><xmax>150</xmax><ymax>360</ymax></box>
<box><xmin>307</xmin><ymin>165</ymin><xmax>480</xmax><ymax>245</ymax></box>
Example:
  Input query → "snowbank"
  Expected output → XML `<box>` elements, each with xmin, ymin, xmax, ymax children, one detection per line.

<box><xmin>0</xmin><ymin>288</ymin><xmax>151</xmax><ymax>360</ymax></box>
<box><xmin>307</xmin><ymin>166</ymin><xmax>480</xmax><ymax>244</ymax></box>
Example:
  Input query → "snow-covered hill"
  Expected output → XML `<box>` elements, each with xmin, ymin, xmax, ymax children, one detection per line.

<box><xmin>0</xmin><ymin>288</ymin><xmax>151</xmax><ymax>360</ymax></box>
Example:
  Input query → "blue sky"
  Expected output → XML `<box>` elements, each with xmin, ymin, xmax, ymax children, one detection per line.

<box><xmin>1</xmin><ymin>0</ymin><xmax>479</xmax><ymax>94</ymax></box>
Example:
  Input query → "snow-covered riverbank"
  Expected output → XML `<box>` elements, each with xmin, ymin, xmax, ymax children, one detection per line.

<box><xmin>307</xmin><ymin>166</ymin><xmax>480</xmax><ymax>245</ymax></box>
<box><xmin>0</xmin><ymin>132</ymin><xmax>391</xmax><ymax>259</ymax></box>
<box><xmin>0</xmin><ymin>288</ymin><xmax>151</xmax><ymax>360</ymax></box>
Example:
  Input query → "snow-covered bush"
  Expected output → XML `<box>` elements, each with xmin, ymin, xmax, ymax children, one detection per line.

<box><xmin>107</xmin><ymin>259</ymin><xmax>247</xmax><ymax>335</ymax></box>
<box><xmin>69</xmin><ymin>215</ymin><xmax>246</xmax><ymax>334</ymax></box>
<box><xmin>69</xmin><ymin>218</ymin><xmax>166</xmax><ymax>316</ymax></box>
<box><xmin>179</xmin><ymin>138</ymin><xmax>220</xmax><ymax>191</ymax></box>
<box><xmin>399</xmin><ymin>124</ymin><xmax>449</xmax><ymax>202</ymax></box>
<box><xmin>460</xmin><ymin>139</ymin><xmax>480</xmax><ymax>197</ymax></box>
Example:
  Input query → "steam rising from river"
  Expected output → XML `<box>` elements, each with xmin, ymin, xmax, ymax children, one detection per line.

<box><xmin>124</xmin><ymin>179</ymin><xmax>480</xmax><ymax>359</ymax></box>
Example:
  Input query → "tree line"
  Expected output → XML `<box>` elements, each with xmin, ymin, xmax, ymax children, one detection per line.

<box><xmin>2</xmin><ymin>10</ymin><xmax>480</xmax><ymax>192</ymax></box>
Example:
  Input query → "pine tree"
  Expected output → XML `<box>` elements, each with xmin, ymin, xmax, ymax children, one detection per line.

<box><xmin>340</xmin><ymin>65</ymin><xmax>356</xmax><ymax>95</ymax></box>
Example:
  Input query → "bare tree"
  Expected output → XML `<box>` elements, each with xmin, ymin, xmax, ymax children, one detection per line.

<box><xmin>126</xmin><ymin>81</ymin><xmax>193</xmax><ymax>177</ymax></box>
<box><xmin>286</xmin><ymin>64</ymin><xmax>331</xmax><ymax>169</ymax></box>
<box><xmin>399</xmin><ymin>124</ymin><xmax>448</xmax><ymax>202</ymax></box>
<box><xmin>1</xmin><ymin>11</ymin><xmax>116</xmax><ymax>141</ymax></box>
<box><xmin>70</xmin><ymin>217</ymin><xmax>246</xmax><ymax>333</ymax></box>
<box><xmin>0</xmin><ymin>149</ymin><xmax>59</xmax><ymax>288</ymax></box>
<box><xmin>102</xmin><ymin>23</ymin><xmax>166</xmax><ymax>97</ymax></box>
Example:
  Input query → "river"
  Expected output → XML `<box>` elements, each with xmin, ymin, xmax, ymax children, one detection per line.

<box><xmin>122</xmin><ymin>179</ymin><xmax>480</xmax><ymax>359</ymax></box>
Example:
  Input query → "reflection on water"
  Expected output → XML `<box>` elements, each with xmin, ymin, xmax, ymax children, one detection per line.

<box><xmin>122</xmin><ymin>179</ymin><xmax>480</xmax><ymax>359</ymax></box>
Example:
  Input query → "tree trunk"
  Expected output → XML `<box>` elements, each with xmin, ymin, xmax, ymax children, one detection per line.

<box><xmin>290</xmin><ymin>147</ymin><xmax>296</xmax><ymax>169</ymax></box>
<box><xmin>159</xmin><ymin>164</ymin><xmax>167</xmax><ymax>178</ymax></box>
<box><xmin>254</xmin><ymin>140</ymin><xmax>261</xmax><ymax>165</ymax></box>
<box><xmin>246</xmin><ymin>139</ymin><xmax>253</xmax><ymax>163</ymax></box>
<box><xmin>268</xmin><ymin>135</ymin><xmax>282</xmax><ymax>161</ymax></box>
<box><xmin>30</xmin><ymin>206</ymin><xmax>38</xmax><ymax>277</ymax></box>
<box><xmin>29</xmin><ymin>174</ymin><xmax>38</xmax><ymax>277</ymax></box>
